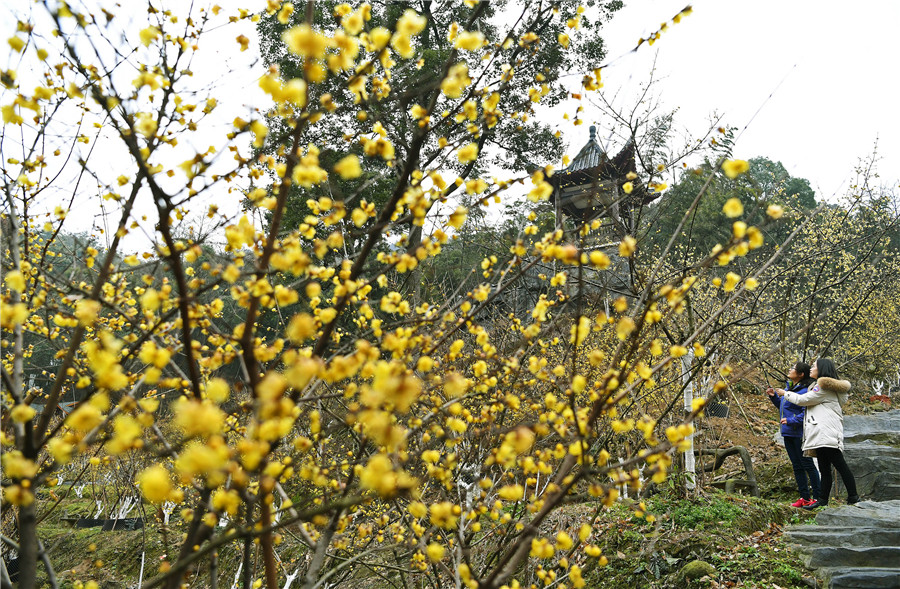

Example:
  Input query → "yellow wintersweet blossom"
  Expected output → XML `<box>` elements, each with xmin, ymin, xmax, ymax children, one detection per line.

<box><xmin>84</xmin><ymin>335</ymin><xmax>129</xmax><ymax>390</ymax></box>
<box><xmin>498</xmin><ymin>484</ymin><xmax>524</xmax><ymax>500</ymax></box>
<box><xmin>619</xmin><ymin>235</ymin><xmax>637</xmax><ymax>257</ymax></box>
<box><xmin>722</xmin><ymin>197</ymin><xmax>744</xmax><ymax>218</ymax></box>
<box><xmin>767</xmin><ymin>204</ymin><xmax>784</xmax><ymax>219</ymax></box>
<box><xmin>527</xmin><ymin>170</ymin><xmax>553</xmax><ymax>202</ymax></box>
<box><xmin>722</xmin><ymin>159</ymin><xmax>750</xmax><ymax>179</ymax></box>
<box><xmin>359</xmin><ymin>454</ymin><xmax>416</xmax><ymax>498</ymax></box>
<box><xmin>457</xmin><ymin>142</ymin><xmax>478</xmax><ymax>163</ymax></box>
<box><xmin>3</xmin><ymin>451</ymin><xmax>38</xmax><ymax>479</ymax></box>
<box><xmin>173</xmin><ymin>397</ymin><xmax>225</xmax><ymax>438</ymax></box>
<box><xmin>75</xmin><ymin>299</ymin><xmax>101</xmax><ymax>326</ymax></box>
<box><xmin>447</xmin><ymin>206</ymin><xmax>468</xmax><ymax>229</ymax></box>
<box><xmin>334</xmin><ymin>154</ymin><xmax>362</xmax><ymax>179</ymax></box>
<box><xmin>426</xmin><ymin>543</ymin><xmax>445</xmax><ymax>562</ymax></box>
<box><xmin>106</xmin><ymin>415</ymin><xmax>143</xmax><ymax>455</ymax></box>
<box><xmin>396</xmin><ymin>9</ymin><xmax>427</xmax><ymax>36</ymax></box>
<box><xmin>341</xmin><ymin>5</ymin><xmax>368</xmax><ymax>35</ymax></box>
<box><xmin>691</xmin><ymin>397</ymin><xmax>707</xmax><ymax>415</ymax></box>
<box><xmin>277</xmin><ymin>3</ymin><xmax>293</xmax><ymax>24</ymax></box>
<box><xmin>589</xmin><ymin>250</ymin><xmax>611</xmax><ymax>269</ymax></box>
<box><xmin>441</xmin><ymin>62</ymin><xmax>471</xmax><ymax>99</ymax></box>
<box><xmin>205</xmin><ymin>378</ymin><xmax>230</xmax><ymax>403</ymax></box>
<box><xmin>4</xmin><ymin>270</ymin><xmax>25</xmax><ymax>292</ymax></box>
<box><xmin>136</xmin><ymin>465</ymin><xmax>173</xmax><ymax>504</ymax></box>
<box><xmin>139</xmin><ymin>26</ymin><xmax>160</xmax><ymax>47</ymax></box>
<box><xmin>10</xmin><ymin>404</ymin><xmax>35</xmax><ymax>423</ymax></box>
<box><xmin>747</xmin><ymin>226</ymin><xmax>764</xmax><ymax>249</ymax></box>
<box><xmin>141</xmin><ymin>288</ymin><xmax>161</xmax><ymax>312</ymax></box>
<box><xmin>616</xmin><ymin>317</ymin><xmax>635</xmax><ymax>340</ymax></box>
<box><xmin>225</xmin><ymin>215</ymin><xmax>256</xmax><ymax>249</ymax></box>
<box><xmin>212</xmin><ymin>488</ymin><xmax>241</xmax><ymax>515</ymax></box>
<box><xmin>8</xmin><ymin>36</ymin><xmax>25</xmax><ymax>53</ymax></box>
<box><xmin>429</xmin><ymin>502</ymin><xmax>459</xmax><ymax>528</ymax></box>
<box><xmin>135</xmin><ymin>113</ymin><xmax>157</xmax><ymax>138</ymax></box>
<box><xmin>292</xmin><ymin>145</ymin><xmax>328</xmax><ymax>187</ymax></box>
<box><xmin>284</xmin><ymin>24</ymin><xmax>332</xmax><ymax>59</ymax></box>
<box><xmin>67</xmin><ymin>404</ymin><xmax>104</xmax><ymax>432</ymax></box>
<box><xmin>723</xmin><ymin>271</ymin><xmax>741</xmax><ymax>292</ymax></box>
<box><xmin>2</xmin><ymin>104</ymin><xmax>24</xmax><ymax>125</ymax></box>
<box><xmin>260</xmin><ymin>74</ymin><xmax>307</xmax><ymax>107</ymax></box>
<box><xmin>454</xmin><ymin>30</ymin><xmax>485</xmax><ymax>50</ymax></box>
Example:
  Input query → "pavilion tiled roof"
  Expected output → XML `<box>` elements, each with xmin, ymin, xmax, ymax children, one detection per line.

<box><xmin>549</xmin><ymin>126</ymin><xmax>658</xmax><ymax>220</ymax></box>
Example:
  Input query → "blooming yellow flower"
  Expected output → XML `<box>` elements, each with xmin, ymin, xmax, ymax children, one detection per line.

<box><xmin>4</xmin><ymin>270</ymin><xmax>25</xmax><ymax>292</ymax></box>
<box><xmin>334</xmin><ymin>154</ymin><xmax>362</xmax><ymax>179</ymax></box>
<box><xmin>722</xmin><ymin>197</ymin><xmax>744</xmax><ymax>218</ymax></box>
<box><xmin>441</xmin><ymin>63</ymin><xmax>471</xmax><ymax>99</ymax></box>
<box><xmin>10</xmin><ymin>404</ymin><xmax>35</xmax><ymax>423</ymax></box>
<box><xmin>457</xmin><ymin>142</ymin><xmax>478</xmax><ymax>163</ymax></box>
<box><xmin>670</xmin><ymin>345</ymin><xmax>687</xmax><ymax>358</ymax></box>
<box><xmin>723</xmin><ymin>271</ymin><xmax>741</xmax><ymax>292</ymax></box>
<box><xmin>498</xmin><ymin>484</ymin><xmax>524</xmax><ymax>500</ymax></box>
<box><xmin>454</xmin><ymin>30</ymin><xmax>485</xmax><ymax>51</ymax></box>
<box><xmin>135</xmin><ymin>113</ymin><xmax>157</xmax><ymax>138</ymax></box>
<box><xmin>767</xmin><ymin>204</ymin><xmax>784</xmax><ymax>219</ymax></box>
<box><xmin>137</xmin><ymin>465</ymin><xmax>172</xmax><ymax>504</ymax></box>
<box><xmin>721</xmin><ymin>159</ymin><xmax>750</xmax><ymax>179</ymax></box>
<box><xmin>284</xmin><ymin>24</ymin><xmax>331</xmax><ymax>59</ymax></box>
<box><xmin>396</xmin><ymin>9</ymin><xmax>426</xmax><ymax>36</ymax></box>
<box><xmin>139</xmin><ymin>27</ymin><xmax>160</xmax><ymax>47</ymax></box>
<box><xmin>8</xmin><ymin>36</ymin><xmax>25</xmax><ymax>53</ymax></box>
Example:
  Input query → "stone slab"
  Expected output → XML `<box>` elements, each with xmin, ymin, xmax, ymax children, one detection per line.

<box><xmin>784</xmin><ymin>526</ymin><xmax>900</xmax><ymax>548</ymax></box>
<box><xmin>821</xmin><ymin>567</ymin><xmax>900</xmax><ymax>589</ymax></box>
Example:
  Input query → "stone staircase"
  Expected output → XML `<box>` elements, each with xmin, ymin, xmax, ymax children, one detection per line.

<box><xmin>784</xmin><ymin>410</ymin><xmax>900</xmax><ymax>589</ymax></box>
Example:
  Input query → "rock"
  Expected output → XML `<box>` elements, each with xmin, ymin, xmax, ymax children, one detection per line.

<box><xmin>843</xmin><ymin>410</ymin><xmax>900</xmax><ymax>442</ymax></box>
<box><xmin>785</xmin><ymin>412</ymin><xmax>900</xmax><ymax>588</ymax></box>
<box><xmin>680</xmin><ymin>560</ymin><xmax>716</xmax><ymax>581</ymax></box>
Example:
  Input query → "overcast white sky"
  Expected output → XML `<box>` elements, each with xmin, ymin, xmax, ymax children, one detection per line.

<box><xmin>3</xmin><ymin>0</ymin><xmax>897</xmax><ymax>250</ymax></box>
<box><xmin>572</xmin><ymin>0</ymin><xmax>899</xmax><ymax>199</ymax></box>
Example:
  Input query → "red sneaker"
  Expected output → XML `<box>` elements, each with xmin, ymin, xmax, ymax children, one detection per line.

<box><xmin>791</xmin><ymin>498</ymin><xmax>810</xmax><ymax>507</ymax></box>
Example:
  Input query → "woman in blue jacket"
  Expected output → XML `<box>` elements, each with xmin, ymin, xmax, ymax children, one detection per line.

<box><xmin>767</xmin><ymin>362</ymin><xmax>821</xmax><ymax>507</ymax></box>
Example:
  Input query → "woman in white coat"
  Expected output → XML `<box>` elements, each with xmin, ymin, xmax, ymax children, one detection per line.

<box><xmin>777</xmin><ymin>358</ymin><xmax>859</xmax><ymax>509</ymax></box>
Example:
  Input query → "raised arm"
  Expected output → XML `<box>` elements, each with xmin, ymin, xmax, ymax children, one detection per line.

<box><xmin>783</xmin><ymin>385</ymin><xmax>826</xmax><ymax>407</ymax></box>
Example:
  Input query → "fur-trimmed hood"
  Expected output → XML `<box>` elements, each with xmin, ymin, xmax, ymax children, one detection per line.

<box><xmin>818</xmin><ymin>377</ymin><xmax>851</xmax><ymax>395</ymax></box>
<box><xmin>818</xmin><ymin>377</ymin><xmax>851</xmax><ymax>407</ymax></box>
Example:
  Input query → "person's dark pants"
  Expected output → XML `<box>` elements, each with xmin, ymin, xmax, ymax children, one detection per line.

<box><xmin>784</xmin><ymin>436</ymin><xmax>820</xmax><ymax>500</ymax></box>
<box><xmin>816</xmin><ymin>446</ymin><xmax>858</xmax><ymax>505</ymax></box>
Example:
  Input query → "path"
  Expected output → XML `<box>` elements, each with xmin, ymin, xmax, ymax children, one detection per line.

<box><xmin>785</xmin><ymin>410</ymin><xmax>900</xmax><ymax>589</ymax></box>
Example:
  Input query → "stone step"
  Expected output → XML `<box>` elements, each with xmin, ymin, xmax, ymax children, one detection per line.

<box><xmin>784</xmin><ymin>413</ymin><xmax>900</xmax><ymax>589</ymax></box>
<box><xmin>784</xmin><ymin>525</ymin><xmax>900</xmax><ymax>547</ymax></box>
<box><xmin>820</xmin><ymin>566</ymin><xmax>900</xmax><ymax>589</ymax></box>
<box><xmin>870</xmin><ymin>484</ymin><xmax>900</xmax><ymax>501</ymax></box>
<box><xmin>843</xmin><ymin>410</ymin><xmax>900</xmax><ymax>439</ymax></box>
<box><xmin>803</xmin><ymin>545</ymin><xmax>900</xmax><ymax>568</ymax></box>
<box><xmin>814</xmin><ymin>500</ymin><xmax>900</xmax><ymax>527</ymax></box>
